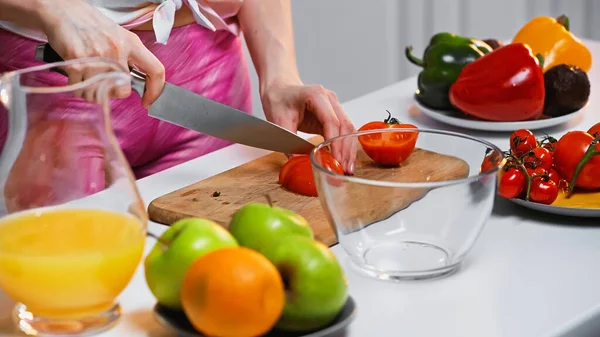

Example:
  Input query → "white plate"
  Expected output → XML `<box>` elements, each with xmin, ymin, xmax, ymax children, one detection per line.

<box><xmin>509</xmin><ymin>198</ymin><xmax>600</xmax><ymax>218</ymax></box>
<box><xmin>413</xmin><ymin>95</ymin><xmax>584</xmax><ymax>132</ymax></box>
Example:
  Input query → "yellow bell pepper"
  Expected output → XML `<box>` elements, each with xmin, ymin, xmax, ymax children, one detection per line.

<box><xmin>512</xmin><ymin>15</ymin><xmax>592</xmax><ymax>72</ymax></box>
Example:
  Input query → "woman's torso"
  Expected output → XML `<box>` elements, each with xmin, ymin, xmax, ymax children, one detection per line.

<box><xmin>0</xmin><ymin>0</ymin><xmax>252</xmax><ymax>179</ymax></box>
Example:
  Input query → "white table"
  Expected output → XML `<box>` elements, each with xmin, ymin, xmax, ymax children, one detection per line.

<box><xmin>3</xmin><ymin>42</ymin><xmax>600</xmax><ymax>337</ymax></box>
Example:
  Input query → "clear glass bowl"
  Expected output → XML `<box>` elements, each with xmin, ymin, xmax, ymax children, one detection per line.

<box><xmin>310</xmin><ymin>128</ymin><xmax>503</xmax><ymax>281</ymax></box>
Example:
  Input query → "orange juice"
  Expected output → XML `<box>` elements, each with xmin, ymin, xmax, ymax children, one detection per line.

<box><xmin>0</xmin><ymin>207</ymin><xmax>145</xmax><ymax>318</ymax></box>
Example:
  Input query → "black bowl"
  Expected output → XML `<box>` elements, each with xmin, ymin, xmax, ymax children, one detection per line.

<box><xmin>153</xmin><ymin>296</ymin><xmax>357</xmax><ymax>337</ymax></box>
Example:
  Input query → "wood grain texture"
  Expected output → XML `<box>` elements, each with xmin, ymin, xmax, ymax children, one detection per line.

<box><xmin>148</xmin><ymin>140</ymin><xmax>470</xmax><ymax>247</ymax></box>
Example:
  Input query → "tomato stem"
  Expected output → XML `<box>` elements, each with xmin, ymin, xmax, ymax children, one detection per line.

<box><xmin>566</xmin><ymin>134</ymin><xmax>600</xmax><ymax>197</ymax></box>
<box><xmin>384</xmin><ymin>110</ymin><xmax>400</xmax><ymax>125</ymax></box>
<box><xmin>505</xmin><ymin>154</ymin><xmax>532</xmax><ymax>201</ymax></box>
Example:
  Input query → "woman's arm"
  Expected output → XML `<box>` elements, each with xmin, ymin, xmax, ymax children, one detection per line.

<box><xmin>238</xmin><ymin>0</ymin><xmax>357</xmax><ymax>174</ymax></box>
<box><xmin>238</xmin><ymin>0</ymin><xmax>300</xmax><ymax>92</ymax></box>
<box><xmin>0</xmin><ymin>0</ymin><xmax>165</xmax><ymax>107</ymax></box>
<box><xmin>0</xmin><ymin>0</ymin><xmax>45</xmax><ymax>30</ymax></box>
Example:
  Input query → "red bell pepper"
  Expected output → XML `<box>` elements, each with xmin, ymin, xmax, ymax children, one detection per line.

<box><xmin>449</xmin><ymin>43</ymin><xmax>545</xmax><ymax>122</ymax></box>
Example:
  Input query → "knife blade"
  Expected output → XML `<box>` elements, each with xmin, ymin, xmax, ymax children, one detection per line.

<box><xmin>35</xmin><ymin>43</ymin><xmax>316</xmax><ymax>155</ymax></box>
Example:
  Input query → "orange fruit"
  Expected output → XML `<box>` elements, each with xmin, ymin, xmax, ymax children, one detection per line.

<box><xmin>181</xmin><ymin>246</ymin><xmax>285</xmax><ymax>337</ymax></box>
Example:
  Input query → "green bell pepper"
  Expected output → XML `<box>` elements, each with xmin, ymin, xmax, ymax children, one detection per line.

<box><xmin>406</xmin><ymin>33</ymin><xmax>493</xmax><ymax>110</ymax></box>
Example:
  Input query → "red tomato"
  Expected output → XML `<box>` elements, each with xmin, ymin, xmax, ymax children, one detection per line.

<box><xmin>553</xmin><ymin>131</ymin><xmax>600</xmax><ymax>190</ymax></box>
<box><xmin>509</xmin><ymin>129</ymin><xmax>537</xmax><ymax>157</ymax></box>
<box><xmin>523</xmin><ymin>147</ymin><xmax>553</xmax><ymax>170</ymax></box>
<box><xmin>547</xmin><ymin>168</ymin><xmax>562</xmax><ymax>185</ymax></box>
<box><xmin>587</xmin><ymin>122</ymin><xmax>600</xmax><ymax>137</ymax></box>
<box><xmin>498</xmin><ymin>167</ymin><xmax>526</xmax><ymax>199</ymax></box>
<box><xmin>539</xmin><ymin>136</ymin><xmax>558</xmax><ymax>155</ymax></box>
<box><xmin>529</xmin><ymin>179</ymin><xmax>558</xmax><ymax>205</ymax></box>
<box><xmin>480</xmin><ymin>149</ymin><xmax>502</xmax><ymax>173</ymax></box>
<box><xmin>358</xmin><ymin>111</ymin><xmax>418</xmax><ymax>166</ymax></box>
<box><xmin>526</xmin><ymin>166</ymin><xmax>547</xmax><ymax>179</ymax></box>
<box><xmin>278</xmin><ymin>149</ymin><xmax>344</xmax><ymax>197</ymax></box>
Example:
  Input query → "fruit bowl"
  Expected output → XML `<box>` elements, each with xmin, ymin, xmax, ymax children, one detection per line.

<box><xmin>310</xmin><ymin>128</ymin><xmax>503</xmax><ymax>281</ymax></box>
<box><xmin>153</xmin><ymin>296</ymin><xmax>357</xmax><ymax>337</ymax></box>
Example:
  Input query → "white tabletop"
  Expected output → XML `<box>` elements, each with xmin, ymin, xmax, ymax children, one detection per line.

<box><xmin>3</xmin><ymin>41</ymin><xmax>600</xmax><ymax>337</ymax></box>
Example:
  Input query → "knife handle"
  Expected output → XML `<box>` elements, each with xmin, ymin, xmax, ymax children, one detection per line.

<box><xmin>34</xmin><ymin>43</ymin><xmax>147</xmax><ymax>97</ymax></box>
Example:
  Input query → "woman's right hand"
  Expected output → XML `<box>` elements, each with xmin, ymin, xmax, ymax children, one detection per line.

<box><xmin>37</xmin><ymin>0</ymin><xmax>165</xmax><ymax>107</ymax></box>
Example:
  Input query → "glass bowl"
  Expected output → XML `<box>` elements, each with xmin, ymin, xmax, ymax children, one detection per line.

<box><xmin>310</xmin><ymin>128</ymin><xmax>503</xmax><ymax>281</ymax></box>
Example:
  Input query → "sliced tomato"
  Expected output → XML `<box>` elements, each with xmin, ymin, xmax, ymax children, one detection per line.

<box><xmin>358</xmin><ymin>112</ymin><xmax>418</xmax><ymax>166</ymax></box>
<box><xmin>278</xmin><ymin>149</ymin><xmax>344</xmax><ymax>197</ymax></box>
<box><xmin>278</xmin><ymin>156</ymin><xmax>306</xmax><ymax>184</ymax></box>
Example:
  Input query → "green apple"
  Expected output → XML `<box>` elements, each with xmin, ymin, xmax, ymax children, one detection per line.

<box><xmin>144</xmin><ymin>218</ymin><xmax>238</xmax><ymax>309</ymax></box>
<box><xmin>261</xmin><ymin>235</ymin><xmax>348</xmax><ymax>332</ymax></box>
<box><xmin>228</xmin><ymin>202</ymin><xmax>313</xmax><ymax>253</ymax></box>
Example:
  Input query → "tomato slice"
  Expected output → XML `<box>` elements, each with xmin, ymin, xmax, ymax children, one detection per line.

<box><xmin>358</xmin><ymin>124</ymin><xmax>418</xmax><ymax>166</ymax></box>
<box><xmin>278</xmin><ymin>149</ymin><xmax>344</xmax><ymax>197</ymax></box>
<box><xmin>283</xmin><ymin>159</ymin><xmax>317</xmax><ymax>197</ymax></box>
<box><xmin>278</xmin><ymin>156</ymin><xmax>306</xmax><ymax>184</ymax></box>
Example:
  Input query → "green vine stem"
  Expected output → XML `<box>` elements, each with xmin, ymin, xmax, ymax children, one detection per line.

<box><xmin>504</xmin><ymin>148</ymin><xmax>550</xmax><ymax>201</ymax></box>
<box><xmin>566</xmin><ymin>134</ymin><xmax>600</xmax><ymax>196</ymax></box>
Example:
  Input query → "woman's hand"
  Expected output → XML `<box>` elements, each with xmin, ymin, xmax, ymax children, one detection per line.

<box><xmin>36</xmin><ymin>0</ymin><xmax>165</xmax><ymax>107</ymax></box>
<box><xmin>261</xmin><ymin>78</ymin><xmax>357</xmax><ymax>174</ymax></box>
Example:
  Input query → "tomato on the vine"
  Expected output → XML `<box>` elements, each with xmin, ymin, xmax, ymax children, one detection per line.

<box><xmin>358</xmin><ymin>111</ymin><xmax>418</xmax><ymax>166</ymax></box>
<box><xmin>526</xmin><ymin>166</ymin><xmax>547</xmax><ymax>180</ymax></box>
<box><xmin>498</xmin><ymin>167</ymin><xmax>526</xmax><ymax>199</ymax></box>
<box><xmin>553</xmin><ymin>131</ymin><xmax>600</xmax><ymax>191</ymax></box>
<box><xmin>523</xmin><ymin>147</ymin><xmax>553</xmax><ymax>170</ymax></box>
<box><xmin>539</xmin><ymin>136</ymin><xmax>558</xmax><ymax>155</ymax></box>
<box><xmin>547</xmin><ymin>168</ymin><xmax>562</xmax><ymax>185</ymax></box>
<box><xmin>529</xmin><ymin>178</ymin><xmax>558</xmax><ymax>205</ymax></box>
<box><xmin>509</xmin><ymin>129</ymin><xmax>537</xmax><ymax>157</ymax></box>
<box><xmin>588</xmin><ymin>122</ymin><xmax>600</xmax><ymax>137</ymax></box>
<box><xmin>279</xmin><ymin>149</ymin><xmax>344</xmax><ymax>197</ymax></box>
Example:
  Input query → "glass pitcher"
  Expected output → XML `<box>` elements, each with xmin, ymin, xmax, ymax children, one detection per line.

<box><xmin>0</xmin><ymin>58</ymin><xmax>147</xmax><ymax>336</ymax></box>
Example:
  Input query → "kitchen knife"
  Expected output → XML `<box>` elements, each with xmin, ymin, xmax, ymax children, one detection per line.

<box><xmin>35</xmin><ymin>43</ymin><xmax>316</xmax><ymax>155</ymax></box>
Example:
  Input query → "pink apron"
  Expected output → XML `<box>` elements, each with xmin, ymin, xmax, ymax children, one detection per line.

<box><xmin>0</xmin><ymin>23</ymin><xmax>252</xmax><ymax>180</ymax></box>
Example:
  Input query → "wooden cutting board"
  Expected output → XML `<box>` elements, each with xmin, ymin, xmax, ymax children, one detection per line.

<box><xmin>148</xmin><ymin>137</ymin><xmax>470</xmax><ymax>247</ymax></box>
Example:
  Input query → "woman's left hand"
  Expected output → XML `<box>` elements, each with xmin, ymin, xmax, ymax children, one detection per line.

<box><xmin>261</xmin><ymin>79</ymin><xmax>357</xmax><ymax>175</ymax></box>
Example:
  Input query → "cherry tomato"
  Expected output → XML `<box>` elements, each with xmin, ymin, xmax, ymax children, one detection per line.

<box><xmin>529</xmin><ymin>178</ymin><xmax>558</xmax><ymax>205</ymax></box>
<box><xmin>553</xmin><ymin>131</ymin><xmax>600</xmax><ymax>190</ymax></box>
<box><xmin>523</xmin><ymin>147</ymin><xmax>553</xmax><ymax>170</ymax></box>
<box><xmin>279</xmin><ymin>149</ymin><xmax>344</xmax><ymax>197</ymax></box>
<box><xmin>358</xmin><ymin>111</ymin><xmax>418</xmax><ymax>166</ymax></box>
<box><xmin>509</xmin><ymin>129</ymin><xmax>537</xmax><ymax>157</ymax></box>
<box><xmin>588</xmin><ymin>122</ymin><xmax>600</xmax><ymax>137</ymax></box>
<box><xmin>526</xmin><ymin>166</ymin><xmax>547</xmax><ymax>180</ymax></box>
<box><xmin>547</xmin><ymin>168</ymin><xmax>562</xmax><ymax>185</ymax></box>
<box><xmin>498</xmin><ymin>167</ymin><xmax>526</xmax><ymax>199</ymax></box>
<box><xmin>540</xmin><ymin>136</ymin><xmax>558</xmax><ymax>155</ymax></box>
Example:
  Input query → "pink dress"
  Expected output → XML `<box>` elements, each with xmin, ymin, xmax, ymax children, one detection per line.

<box><xmin>0</xmin><ymin>2</ymin><xmax>252</xmax><ymax>180</ymax></box>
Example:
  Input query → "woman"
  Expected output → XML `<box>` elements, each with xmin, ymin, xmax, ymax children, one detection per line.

<box><xmin>0</xmin><ymin>0</ymin><xmax>356</xmax><ymax>180</ymax></box>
